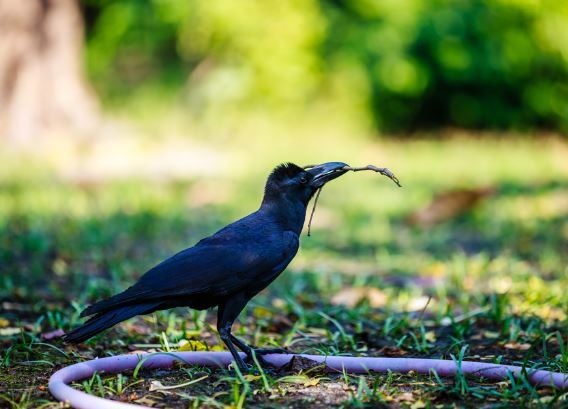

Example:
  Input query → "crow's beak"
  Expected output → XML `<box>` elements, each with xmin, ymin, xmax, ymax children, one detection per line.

<box><xmin>306</xmin><ymin>162</ymin><xmax>349</xmax><ymax>188</ymax></box>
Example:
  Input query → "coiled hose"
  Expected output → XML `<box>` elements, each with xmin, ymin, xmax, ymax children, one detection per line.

<box><xmin>49</xmin><ymin>351</ymin><xmax>568</xmax><ymax>408</ymax></box>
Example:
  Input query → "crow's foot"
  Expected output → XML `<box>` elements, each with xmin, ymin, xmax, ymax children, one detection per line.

<box><xmin>253</xmin><ymin>347</ymin><xmax>290</xmax><ymax>355</ymax></box>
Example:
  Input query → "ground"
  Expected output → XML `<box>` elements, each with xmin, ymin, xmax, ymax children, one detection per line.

<box><xmin>1</xmin><ymin>135</ymin><xmax>567</xmax><ymax>408</ymax></box>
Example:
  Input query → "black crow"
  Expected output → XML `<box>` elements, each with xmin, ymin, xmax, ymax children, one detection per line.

<box><xmin>65</xmin><ymin>162</ymin><xmax>349</xmax><ymax>370</ymax></box>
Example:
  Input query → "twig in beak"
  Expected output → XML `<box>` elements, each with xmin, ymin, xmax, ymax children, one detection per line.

<box><xmin>307</xmin><ymin>186</ymin><xmax>323</xmax><ymax>236</ymax></box>
<box><xmin>342</xmin><ymin>165</ymin><xmax>402</xmax><ymax>187</ymax></box>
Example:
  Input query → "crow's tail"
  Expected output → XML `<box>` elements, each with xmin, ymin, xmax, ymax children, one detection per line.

<box><xmin>64</xmin><ymin>302</ymin><xmax>161</xmax><ymax>344</ymax></box>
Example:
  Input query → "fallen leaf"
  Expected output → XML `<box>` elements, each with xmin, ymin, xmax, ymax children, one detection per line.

<box><xmin>424</xmin><ymin>331</ymin><xmax>436</xmax><ymax>342</ymax></box>
<box><xmin>178</xmin><ymin>339</ymin><xmax>207</xmax><ymax>351</ymax></box>
<box><xmin>411</xmin><ymin>400</ymin><xmax>427</xmax><ymax>409</ymax></box>
<box><xmin>378</xmin><ymin>346</ymin><xmax>408</xmax><ymax>356</ymax></box>
<box><xmin>331</xmin><ymin>287</ymin><xmax>386</xmax><ymax>308</ymax></box>
<box><xmin>303</xmin><ymin>378</ymin><xmax>321</xmax><ymax>387</ymax></box>
<box><xmin>367</xmin><ymin>288</ymin><xmax>388</xmax><ymax>308</ymax></box>
<box><xmin>331</xmin><ymin>287</ymin><xmax>366</xmax><ymax>307</ymax></box>
<box><xmin>397</xmin><ymin>392</ymin><xmax>415</xmax><ymax>402</ymax></box>
<box><xmin>148</xmin><ymin>380</ymin><xmax>166</xmax><ymax>392</ymax></box>
<box><xmin>535</xmin><ymin>396</ymin><xmax>555</xmax><ymax>404</ymax></box>
<box><xmin>407</xmin><ymin>187</ymin><xmax>495</xmax><ymax>226</ymax></box>
<box><xmin>135</xmin><ymin>396</ymin><xmax>159</xmax><ymax>405</ymax></box>
<box><xmin>504</xmin><ymin>342</ymin><xmax>531</xmax><ymax>350</ymax></box>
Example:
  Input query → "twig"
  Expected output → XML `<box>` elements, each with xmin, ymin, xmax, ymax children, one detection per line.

<box><xmin>343</xmin><ymin>165</ymin><xmax>402</xmax><ymax>187</ymax></box>
<box><xmin>307</xmin><ymin>187</ymin><xmax>323</xmax><ymax>236</ymax></box>
<box><xmin>417</xmin><ymin>296</ymin><xmax>432</xmax><ymax>322</ymax></box>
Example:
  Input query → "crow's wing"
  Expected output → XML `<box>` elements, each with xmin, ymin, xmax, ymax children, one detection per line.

<box><xmin>81</xmin><ymin>230</ymin><xmax>298</xmax><ymax>317</ymax></box>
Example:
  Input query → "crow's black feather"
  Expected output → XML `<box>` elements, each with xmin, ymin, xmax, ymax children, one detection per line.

<box><xmin>65</xmin><ymin>161</ymin><xmax>348</xmax><ymax>371</ymax></box>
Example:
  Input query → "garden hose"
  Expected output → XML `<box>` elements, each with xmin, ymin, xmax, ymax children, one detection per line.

<box><xmin>49</xmin><ymin>351</ymin><xmax>568</xmax><ymax>408</ymax></box>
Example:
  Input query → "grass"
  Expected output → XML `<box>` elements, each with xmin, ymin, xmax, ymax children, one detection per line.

<box><xmin>1</xmin><ymin>133</ymin><xmax>567</xmax><ymax>408</ymax></box>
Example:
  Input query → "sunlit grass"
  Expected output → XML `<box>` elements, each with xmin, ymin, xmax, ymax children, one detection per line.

<box><xmin>1</xmin><ymin>133</ymin><xmax>567</xmax><ymax>406</ymax></box>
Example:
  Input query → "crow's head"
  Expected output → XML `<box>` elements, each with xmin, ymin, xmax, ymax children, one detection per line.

<box><xmin>264</xmin><ymin>162</ymin><xmax>348</xmax><ymax>205</ymax></box>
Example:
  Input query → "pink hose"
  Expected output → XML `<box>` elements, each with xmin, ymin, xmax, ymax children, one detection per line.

<box><xmin>49</xmin><ymin>352</ymin><xmax>568</xmax><ymax>408</ymax></box>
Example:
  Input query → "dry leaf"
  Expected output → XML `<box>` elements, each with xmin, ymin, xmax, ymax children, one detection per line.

<box><xmin>148</xmin><ymin>380</ymin><xmax>167</xmax><ymax>392</ymax></box>
<box><xmin>407</xmin><ymin>187</ymin><xmax>495</xmax><ymax>226</ymax></box>
<box><xmin>378</xmin><ymin>346</ymin><xmax>408</xmax><ymax>356</ymax></box>
<box><xmin>331</xmin><ymin>287</ymin><xmax>386</xmax><ymax>308</ymax></box>
<box><xmin>303</xmin><ymin>378</ymin><xmax>321</xmax><ymax>387</ymax></box>
<box><xmin>411</xmin><ymin>400</ymin><xmax>427</xmax><ymax>409</ymax></box>
<box><xmin>135</xmin><ymin>396</ymin><xmax>159</xmax><ymax>405</ymax></box>
<box><xmin>178</xmin><ymin>339</ymin><xmax>207</xmax><ymax>351</ymax></box>
<box><xmin>397</xmin><ymin>392</ymin><xmax>415</xmax><ymax>402</ymax></box>
<box><xmin>504</xmin><ymin>342</ymin><xmax>531</xmax><ymax>350</ymax></box>
<box><xmin>367</xmin><ymin>288</ymin><xmax>388</xmax><ymax>308</ymax></box>
<box><xmin>424</xmin><ymin>331</ymin><xmax>436</xmax><ymax>342</ymax></box>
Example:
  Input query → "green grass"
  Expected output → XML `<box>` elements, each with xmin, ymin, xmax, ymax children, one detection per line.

<box><xmin>1</xmin><ymin>135</ymin><xmax>567</xmax><ymax>408</ymax></box>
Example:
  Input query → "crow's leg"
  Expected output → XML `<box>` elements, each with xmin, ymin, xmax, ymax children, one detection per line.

<box><xmin>230</xmin><ymin>335</ymin><xmax>289</xmax><ymax>356</ymax></box>
<box><xmin>217</xmin><ymin>294</ymin><xmax>251</xmax><ymax>372</ymax></box>
<box><xmin>229</xmin><ymin>334</ymin><xmax>289</xmax><ymax>369</ymax></box>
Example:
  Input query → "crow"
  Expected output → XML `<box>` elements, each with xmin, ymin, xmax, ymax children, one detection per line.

<box><xmin>64</xmin><ymin>162</ymin><xmax>349</xmax><ymax>371</ymax></box>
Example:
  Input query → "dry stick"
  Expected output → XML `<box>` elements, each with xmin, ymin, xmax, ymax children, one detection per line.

<box><xmin>305</xmin><ymin>163</ymin><xmax>401</xmax><ymax>236</ymax></box>
<box><xmin>417</xmin><ymin>295</ymin><xmax>432</xmax><ymax>323</ymax></box>
<box><xmin>343</xmin><ymin>165</ymin><xmax>402</xmax><ymax>187</ymax></box>
<box><xmin>307</xmin><ymin>186</ymin><xmax>323</xmax><ymax>236</ymax></box>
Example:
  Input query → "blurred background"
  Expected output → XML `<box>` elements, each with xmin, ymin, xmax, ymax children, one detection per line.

<box><xmin>0</xmin><ymin>0</ymin><xmax>568</xmax><ymax>310</ymax></box>
<box><xmin>1</xmin><ymin>0</ymin><xmax>567</xmax><ymax>348</ymax></box>
<box><xmin>1</xmin><ymin>1</ymin><xmax>568</xmax><ymax>405</ymax></box>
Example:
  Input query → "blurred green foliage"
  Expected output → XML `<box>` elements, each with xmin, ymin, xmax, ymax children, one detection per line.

<box><xmin>81</xmin><ymin>0</ymin><xmax>568</xmax><ymax>133</ymax></box>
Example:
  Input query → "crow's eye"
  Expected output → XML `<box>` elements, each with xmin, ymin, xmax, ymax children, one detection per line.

<box><xmin>299</xmin><ymin>176</ymin><xmax>308</xmax><ymax>184</ymax></box>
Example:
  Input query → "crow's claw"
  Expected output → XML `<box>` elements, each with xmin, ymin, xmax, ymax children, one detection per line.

<box><xmin>245</xmin><ymin>350</ymin><xmax>282</xmax><ymax>369</ymax></box>
<box><xmin>253</xmin><ymin>347</ymin><xmax>290</xmax><ymax>355</ymax></box>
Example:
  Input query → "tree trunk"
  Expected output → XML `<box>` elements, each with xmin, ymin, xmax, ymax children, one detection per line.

<box><xmin>0</xmin><ymin>0</ymin><xmax>99</xmax><ymax>145</ymax></box>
